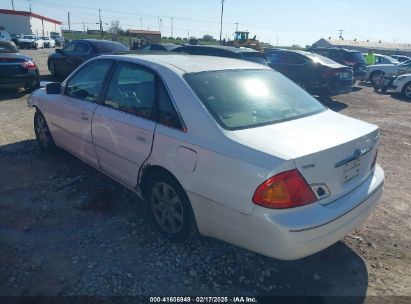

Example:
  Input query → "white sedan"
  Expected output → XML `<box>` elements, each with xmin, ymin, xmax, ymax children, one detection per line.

<box><xmin>41</xmin><ymin>36</ymin><xmax>56</xmax><ymax>48</ymax></box>
<box><xmin>392</xmin><ymin>74</ymin><xmax>411</xmax><ymax>99</ymax></box>
<box><xmin>28</xmin><ymin>55</ymin><xmax>384</xmax><ymax>260</ymax></box>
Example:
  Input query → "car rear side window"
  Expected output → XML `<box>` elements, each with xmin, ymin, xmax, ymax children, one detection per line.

<box><xmin>185</xmin><ymin>69</ymin><xmax>325</xmax><ymax>130</ymax></box>
<box><xmin>157</xmin><ymin>82</ymin><xmax>183</xmax><ymax>130</ymax></box>
<box><xmin>65</xmin><ymin>60</ymin><xmax>112</xmax><ymax>103</ymax></box>
<box><xmin>104</xmin><ymin>62</ymin><xmax>155</xmax><ymax>120</ymax></box>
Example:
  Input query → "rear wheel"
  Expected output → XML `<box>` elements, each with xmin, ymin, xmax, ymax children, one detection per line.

<box><xmin>402</xmin><ymin>82</ymin><xmax>411</xmax><ymax>99</ymax></box>
<box><xmin>34</xmin><ymin>111</ymin><xmax>57</xmax><ymax>152</ymax></box>
<box><xmin>370</xmin><ymin>71</ymin><xmax>382</xmax><ymax>85</ymax></box>
<box><xmin>146</xmin><ymin>172</ymin><xmax>197</xmax><ymax>242</ymax></box>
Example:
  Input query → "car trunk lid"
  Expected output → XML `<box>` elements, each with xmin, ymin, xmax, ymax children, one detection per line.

<box><xmin>0</xmin><ymin>57</ymin><xmax>26</xmax><ymax>76</ymax></box>
<box><xmin>228</xmin><ymin>110</ymin><xmax>379</xmax><ymax>205</ymax></box>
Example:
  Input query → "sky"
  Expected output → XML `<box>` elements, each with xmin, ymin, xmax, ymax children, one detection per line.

<box><xmin>1</xmin><ymin>0</ymin><xmax>410</xmax><ymax>46</ymax></box>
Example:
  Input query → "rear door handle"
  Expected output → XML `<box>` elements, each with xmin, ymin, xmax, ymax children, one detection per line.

<box><xmin>80</xmin><ymin>112</ymin><xmax>89</xmax><ymax>120</ymax></box>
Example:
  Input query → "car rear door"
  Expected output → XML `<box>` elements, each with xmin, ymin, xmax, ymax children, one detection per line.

<box><xmin>92</xmin><ymin>61</ymin><xmax>157</xmax><ymax>187</ymax></box>
<box><xmin>46</xmin><ymin>59</ymin><xmax>114</xmax><ymax>168</ymax></box>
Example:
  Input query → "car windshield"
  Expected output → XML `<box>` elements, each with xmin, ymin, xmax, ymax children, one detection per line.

<box><xmin>384</xmin><ymin>56</ymin><xmax>399</xmax><ymax>64</ymax></box>
<box><xmin>305</xmin><ymin>52</ymin><xmax>337</xmax><ymax>65</ymax></box>
<box><xmin>23</xmin><ymin>35</ymin><xmax>35</xmax><ymax>39</ymax></box>
<box><xmin>0</xmin><ymin>41</ymin><xmax>18</xmax><ymax>53</ymax></box>
<box><xmin>92</xmin><ymin>41</ymin><xmax>128</xmax><ymax>53</ymax></box>
<box><xmin>185</xmin><ymin>69</ymin><xmax>325</xmax><ymax>130</ymax></box>
<box><xmin>346</xmin><ymin>51</ymin><xmax>365</xmax><ymax>63</ymax></box>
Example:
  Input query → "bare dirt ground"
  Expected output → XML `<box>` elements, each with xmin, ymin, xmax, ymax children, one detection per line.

<box><xmin>0</xmin><ymin>49</ymin><xmax>410</xmax><ymax>300</ymax></box>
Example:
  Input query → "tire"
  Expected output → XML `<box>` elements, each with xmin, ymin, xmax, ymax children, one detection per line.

<box><xmin>146</xmin><ymin>172</ymin><xmax>197</xmax><ymax>242</ymax></box>
<box><xmin>370</xmin><ymin>71</ymin><xmax>381</xmax><ymax>85</ymax></box>
<box><xmin>34</xmin><ymin>111</ymin><xmax>57</xmax><ymax>153</ymax></box>
<box><xmin>25</xmin><ymin>75</ymin><xmax>40</xmax><ymax>93</ymax></box>
<box><xmin>49</xmin><ymin>62</ymin><xmax>58</xmax><ymax>81</ymax></box>
<box><xmin>402</xmin><ymin>82</ymin><xmax>411</xmax><ymax>99</ymax></box>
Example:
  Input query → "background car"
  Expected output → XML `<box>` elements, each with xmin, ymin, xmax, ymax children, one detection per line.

<box><xmin>0</xmin><ymin>29</ymin><xmax>12</xmax><ymax>42</ymax></box>
<box><xmin>10</xmin><ymin>33</ymin><xmax>24</xmax><ymax>46</ymax></box>
<box><xmin>391</xmin><ymin>55</ymin><xmax>411</xmax><ymax>63</ymax></box>
<box><xmin>140</xmin><ymin>43</ymin><xmax>179</xmax><ymax>51</ymax></box>
<box><xmin>18</xmin><ymin>35</ymin><xmax>44</xmax><ymax>49</ymax></box>
<box><xmin>41</xmin><ymin>36</ymin><xmax>56</xmax><ymax>48</ymax></box>
<box><xmin>50</xmin><ymin>34</ymin><xmax>64</xmax><ymax>47</ymax></box>
<box><xmin>172</xmin><ymin>45</ymin><xmax>268</xmax><ymax>65</ymax></box>
<box><xmin>265</xmin><ymin>49</ymin><xmax>354</xmax><ymax>95</ymax></box>
<box><xmin>363</xmin><ymin>53</ymin><xmax>400</xmax><ymax>65</ymax></box>
<box><xmin>307</xmin><ymin>47</ymin><xmax>366</xmax><ymax>81</ymax></box>
<box><xmin>0</xmin><ymin>40</ymin><xmax>40</xmax><ymax>92</ymax></box>
<box><xmin>28</xmin><ymin>54</ymin><xmax>383</xmax><ymax>260</ymax></box>
<box><xmin>47</xmin><ymin>39</ymin><xmax>128</xmax><ymax>80</ymax></box>
<box><xmin>391</xmin><ymin>74</ymin><xmax>411</xmax><ymax>99</ymax></box>
<box><xmin>366</xmin><ymin>60</ymin><xmax>411</xmax><ymax>84</ymax></box>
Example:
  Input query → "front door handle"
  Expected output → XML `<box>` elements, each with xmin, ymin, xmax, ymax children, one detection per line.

<box><xmin>80</xmin><ymin>112</ymin><xmax>89</xmax><ymax>120</ymax></box>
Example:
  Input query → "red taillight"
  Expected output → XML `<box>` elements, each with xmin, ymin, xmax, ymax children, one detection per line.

<box><xmin>252</xmin><ymin>169</ymin><xmax>317</xmax><ymax>209</ymax></box>
<box><xmin>343</xmin><ymin>61</ymin><xmax>356</xmax><ymax>66</ymax></box>
<box><xmin>322</xmin><ymin>69</ymin><xmax>339</xmax><ymax>79</ymax></box>
<box><xmin>21</xmin><ymin>60</ymin><xmax>37</xmax><ymax>69</ymax></box>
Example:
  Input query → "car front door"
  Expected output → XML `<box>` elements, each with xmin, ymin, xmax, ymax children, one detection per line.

<box><xmin>46</xmin><ymin>59</ymin><xmax>114</xmax><ymax>168</ymax></box>
<box><xmin>92</xmin><ymin>61</ymin><xmax>157</xmax><ymax>187</ymax></box>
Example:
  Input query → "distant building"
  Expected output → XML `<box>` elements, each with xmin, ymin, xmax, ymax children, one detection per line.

<box><xmin>128</xmin><ymin>29</ymin><xmax>161</xmax><ymax>44</ymax></box>
<box><xmin>0</xmin><ymin>9</ymin><xmax>62</xmax><ymax>36</ymax></box>
<box><xmin>312</xmin><ymin>38</ymin><xmax>411</xmax><ymax>56</ymax></box>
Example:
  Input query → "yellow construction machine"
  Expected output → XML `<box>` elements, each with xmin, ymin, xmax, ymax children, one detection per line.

<box><xmin>226</xmin><ymin>31</ymin><xmax>263</xmax><ymax>51</ymax></box>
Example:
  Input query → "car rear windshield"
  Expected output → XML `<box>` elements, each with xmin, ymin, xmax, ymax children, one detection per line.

<box><xmin>305</xmin><ymin>53</ymin><xmax>337</xmax><ymax>65</ymax></box>
<box><xmin>240</xmin><ymin>53</ymin><xmax>268</xmax><ymax>65</ymax></box>
<box><xmin>0</xmin><ymin>41</ymin><xmax>18</xmax><ymax>53</ymax></box>
<box><xmin>23</xmin><ymin>35</ymin><xmax>35</xmax><ymax>39</ymax></box>
<box><xmin>346</xmin><ymin>51</ymin><xmax>365</xmax><ymax>63</ymax></box>
<box><xmin>185</xmin><ymin>69</ymin><xmax>325</xmax><ymax>130</ymax></box>
<box><xmin>93</xmin><ymin>41</ymin><xmax>128</xmax><ymax>53</ymax></box>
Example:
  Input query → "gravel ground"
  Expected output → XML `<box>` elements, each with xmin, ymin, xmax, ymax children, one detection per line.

<box><xmin>0</xmin><ymin>48</ymin><xmax>410</xmax><ymax>298</ymax></box>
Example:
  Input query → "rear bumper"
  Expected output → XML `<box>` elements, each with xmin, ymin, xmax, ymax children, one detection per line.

<box><xmin>0</xmin><ymin>70</ymin><xmax>39</xmax><ymax>87</ymax></box>
<box><xmin>189</xmin><ymin>164</ymin><xmax>384</xmax><ymax>260</ymax></box>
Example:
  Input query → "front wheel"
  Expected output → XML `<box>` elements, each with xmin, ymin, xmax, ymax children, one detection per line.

<box><xmin>402</xmin><ymin>82</ymin><xmax>411</xmax><ymax>99</ymax></box>
<box><xmin>147</xmin><ymin>173</ymin><xmax>197</xmax><ymax>242</ymax></box>
<box><xmin>34</xmin><ymin>111</ymin><xmax>57</xmax><ymax>152</ymax></box>
<box><xmin>370</xmin><ymin>71</ymin><xmax>382</xmax><ymax>85</ymax></box>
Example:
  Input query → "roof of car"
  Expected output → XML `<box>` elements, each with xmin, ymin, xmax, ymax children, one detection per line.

<box><xmin>174</xmin><ymin>45</ymin><xmax>260</xmax><ymax>54</ymax></box>
<box><xmin>308</xmin><ymin>47</ymin><xmax>361</xmax><ymax>53</ymax></box>
<box><xmin>106</xmin><ymin>54</ymin><xmax>270</xmax><ymax>73</ymax></box>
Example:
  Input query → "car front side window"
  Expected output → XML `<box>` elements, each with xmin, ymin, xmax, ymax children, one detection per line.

<box><xmin>104</xmin><ymin>62</ymin><xmax>156</xmax><ymax>120</ymax></box>
<box><xmin>65</xmin><ymin>60</ymin><xmax>113</xmax><ymax>103</ymax></box>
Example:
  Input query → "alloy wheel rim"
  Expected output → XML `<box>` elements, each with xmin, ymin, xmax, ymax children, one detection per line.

<box><xmin>36</xmin><ymin>115</ymin><xmax>49</xmax><ymax>147</ymax></box>
<box><xmin>372</xmin><ymin>73</ymin><xmax>381</xmax><ymax>84</ymax></box>
<box><xmin>151</xmin><ymin>182</ymin><xmax>184</xmax><ymax>235</ymax></box>
<box><xmin>406</xmin><ymin>85</ymin><xmax>411</xmax><ymax>98</ymax></box>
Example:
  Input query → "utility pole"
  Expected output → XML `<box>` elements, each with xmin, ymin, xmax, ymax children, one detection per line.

<box><xmin>219</xmin><ymin>0</ymin><xmax>225</xmax><ymax>45</ymax></box>
<box><xmin>67</xmin><ymin>12</ymin><xmax>71</xmax><ymax>31</ymax></box>
<box><xmin>99</xmin><ymin>9</ymin><xmax>103</xmax><ymax>38</ymax></box>
<box><xmin>235</xmin><ymin>22</ymin><xmax>238</xmax><ymax>32</ymax></box>
<box><xmin>170</xmin><ymin>17</ymin><xmax>173</xmax><ymax>38</ymax></box>
<box><xmin>140</xmin><ymin>18</ymin><xmax>142</xmax><ymax>30</ymax></box>
<box><xmin>338</xmin><ymin>29</ymin><xmax>344</xmax><ymax>40</ymax></box>
<box><xmin>11</xmin><ymin>0</ymin><xmax>14</xmax><ymax>10</ymax></box>
<box><xmin>28</xmin><ymin>0</ymin><xmax>32</xmax><ymax>12</ymax></box>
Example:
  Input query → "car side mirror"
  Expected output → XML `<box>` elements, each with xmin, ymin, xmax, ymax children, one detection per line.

<box><xmin>55</xmin><ymin>48</ymin><xmax>63</xmax><ymax>54</ymax></box>
<box><xmin>46</xmin><ymin>82</ymin><xmax>62</xmax><ymax>94</ymax></box>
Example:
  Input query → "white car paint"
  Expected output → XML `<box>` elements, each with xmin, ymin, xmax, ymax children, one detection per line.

<box><xmin>366</xmin><ymin>61</ymin><xmax>411</xmax><ymax>83</ymax></box>
<box><xmin>28</xmin><ymin>55</ymin><xmax>384</xmax><ymax>260</ymax></box>
<box><xmin>19</xmin><ymin>35</ymin><xmax>44</xmax><ymax>49</ymax></box>
<box><xmin>392</xmin><ymin>73</ymin><xmax>411</xmax><ymax>98</ymax></box>
<box><xmin>41</xmin><ymin>37</ymin><xmax>56</xmax><ymax>48</ymax></box>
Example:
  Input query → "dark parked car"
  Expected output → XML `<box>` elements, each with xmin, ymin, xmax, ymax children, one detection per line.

<box><xmin>172</xmin><ymin>45</ymin><xmax>268</xmax><ymax>65</ymax></box>
<box><xmin>10</xmin><ymin>33</ymin><xmax>24</xmax><ymax>46</ymax></box>
<box><xmin>47</xmin><ymin>39</ymin><xmax>128</xmax><ymax>80</ymax></box>
<box><xmin>51</xmin><ymin>34</ymin><xmax>64</xmax><ymax>47</ymax></box>
<box><xmin>140</xmin><ymin>43</ymin><xmax>179</xmax><ymax>51</ymax></box>
<box><xmin>0</xmin><ymin>40</ymin><xmax>40</xmax><ymax>92</ymax></box>
<box><xmin>265</xmin><ymin>49</ymin><xmax>354</xmax><ymax>96</ymax></box>
<box><xmin>307</xmin><ymin>47</ymin><xmax>366</xmax><ymax>81</ymax></box>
